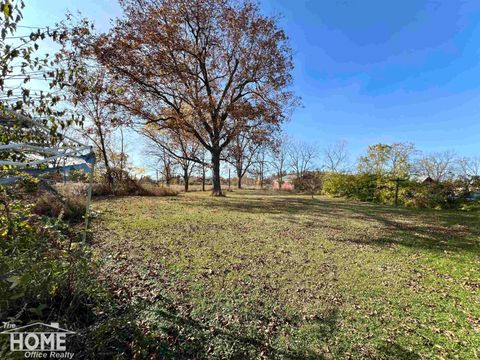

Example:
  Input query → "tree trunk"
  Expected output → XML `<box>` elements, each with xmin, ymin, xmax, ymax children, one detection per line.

<box><xmin>96</xmin><ymin>121</ymin><xmax>114</xmax><ymax>191</ymax></box>
<box><xmin>236</xmin><ymin>167</ymin><xmax>242</xmax><ymax>189</ymax></box>
<box><xmin>211</xmin><ymin>151</ymin><xmax>223</xmax><ymax>196</ymax></box>
<box><xmin>99</xmin><ymin>131</ymin><xmax>114</xmax><ymax>191</ymax></box>
<box><xmin>202</xmin><ymin>166</ymin><xmax>206</xmax><ymax>191</ymax></box>
<box><xmin>103</xmin><ymin>156</ymin><xmax>115</xmax><ymax>194</ymax></box>
<box><xmin>119</xmin><ymin>126</ymin><xmax>124</xmax><ymax>182</ymax></box>
<box><xmin>260</xmin><ymin>158</ymin><xmax>265</xmax><ymax>189</ymax></box>
<box><xmin>183</xmin><ymin>168</ymin><xmax>189</xmax><ymax>192</ymax></box>
<box><xmin>105</xmin><ymin>169</ymin><xmax>115</xmax><ymax>193</ymax></box>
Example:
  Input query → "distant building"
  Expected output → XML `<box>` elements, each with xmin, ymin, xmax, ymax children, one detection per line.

<box><xmin>272</xmin><ymin>174</ymin><xmax>296</xmax><ymax>190</ymax></box>
<box><xmin>422</xmin><ymin>176</ymin><xmax>435</xmax><ymax>184</ymax></box>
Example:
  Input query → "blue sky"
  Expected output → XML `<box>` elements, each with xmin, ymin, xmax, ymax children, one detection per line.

<box><xmin>22</xmin><ymin>0</ymin><xmax>480</xmax><ymax>169</ymax></box>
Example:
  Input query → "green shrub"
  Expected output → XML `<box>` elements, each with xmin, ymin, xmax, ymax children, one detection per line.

<box><xmin>404</xmin><ymin>182</ymin><xmax>458</xmax><ymax>209</ymax></box>
<box><xmin>0</xmin><ymin>186</ymin><xmax>137</xmax><ymax>357</ymax></box>
<box><xmin>375</xmin><ymin>179</ymin><xmax>460</xmax><ymax>209</ymax></box>
<box><xmin>323</xmin><ymin>173</ymin><xmax>354</xmax><ymax>197</ymax></box>
<box><xmin>1</xmin><ymin>189</ymin><xmax>76</xmax><ymax>318</ymax></box>
<box><xmin>0</xmin><ymin>186</ymin><xmax>111</xmax><ymax>358</ymax></box>
<box><xmin>323</xmin><ymin>173</ymin><xmax>467</xmax><ymax>209</ymax></box>
<box><xmin>323</xmin><ymin>173</ymin><xmax>378</xmax><ymax>202</ymax></box>
<box><xmin>68</xmin><ymin>170</ymin><xmax>89</xmax><ymax>183</ymax></box>
<box><xmin>21</xmin><ymin>175</ymin><xmax>40</xmax><ymax>193</ymax></box>
<box><xmin>354</xmin><ymin>173</ymin><xmax>378</xmax><ymax>201</ymax></box>
<box><xmin>460</xmin><ymin>200</ymin><xmax>480</xmax><ymax>212</ymax></box>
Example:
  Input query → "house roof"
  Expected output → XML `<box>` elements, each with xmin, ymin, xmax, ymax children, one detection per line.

<box><xmin>422</xmin><ymin>176</ymin><xmax>435</xmax><ymax>183</ymax></box>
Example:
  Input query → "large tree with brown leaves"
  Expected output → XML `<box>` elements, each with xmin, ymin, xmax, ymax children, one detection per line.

<box><xmin>92</xmin><ymin>0</ymin><xmax>296</xmax><ymax>195</ymax></box>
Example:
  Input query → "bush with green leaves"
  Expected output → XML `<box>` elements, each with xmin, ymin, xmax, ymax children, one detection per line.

<box><xmin>0</xmin><ymin>185</ymin><xmax>99</xmax><ymax>327</ymax></box>
<box><xmin>403</xmin><ymin>181</ymin><xmax>458</xmax><ymax>209</ymax></box>
<box><xmin>323</xmin><ymin>173</ymin><xmax>470</xmax><ymax>209</ymax></box>
<box><xmin>323</xmin><ymin>173</ymin><xmax>378</xmax><ymax>202</ymax></box>
<box><xmin>460</xmin><ymin>200</ymin><xmax>480</xmax><ymax>212</ymax></box>
<box><xmin>1</xmin><ymin>190</ymin><xmax>67</xmax><ymax>314</ymax></box>
<box><xmin>67</xmin><ymin>170</ymin><xmax>90</xmax><ymax>183</ymax></box>
<box><xmin>322</xmin><ymin>173</ymin><xmax>355</xmax><ymax>198</ymax></box>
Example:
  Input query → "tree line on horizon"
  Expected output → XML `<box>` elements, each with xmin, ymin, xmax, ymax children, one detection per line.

<box><xmin>133</xmin><ymin>138</ymin><xmax>479</xmax><ymax>193</ymax></box>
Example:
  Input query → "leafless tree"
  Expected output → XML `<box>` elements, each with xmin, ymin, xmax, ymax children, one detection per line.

<box><xmin>458</xmin><ymin>156</ymin><xmax>480</xmax><ymax>190</ymax></box>
<box><xmin>250</xmin><ymin>145</ymin><xmax>270</xmax><ymax>189</ymax></box>
<box><xmin>224</xmin><ymin>133</ymin><xmax>263</xmax><ymax>189</ymax></box>
<box><xmin>323</xmin><ymin>140</ymin><xmax>349</xmax><ymax>173</ymax></box>
<box><xmin>270</xmin><ymin>137</ymin><xmax>289</xmax><ymax>187</ymax></box>
<box><xmin>143</xmin><ymin>127</ymin><xmax>204</xmax><ymax>191</ymax></box>
<box><xmin>71</xmin><ymin>70</ymin><xmax>122</xmax><ymax>189</ymax></box>
<box><xmin>146</xmin><ymin>145</ymin><xmax>176</xmax><ymax>186</ymax></box>
<box><xmin>459</xmin><ymin>156</ymin><xmax>480</xmax><ymax>177</ymax></box>
<box><xmin>288</xmin><ymin>140</ymin><xmax>318</xmax><ymax>178</ymax></box>
<box><xmin>198</xmin><ymin>147</ymin><xmax>210</xmax><ymax>191</ymax></box>
<box><xmin>415</xmin><ymin>150</ymin><xmax>457</xmax><ymax>181</ymax></box>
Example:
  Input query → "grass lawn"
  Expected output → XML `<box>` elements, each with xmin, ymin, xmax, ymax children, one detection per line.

<box><xmin>91</xmin><ymin>190</ymin><xmax>480</xmax><ymax>359</ymax></box>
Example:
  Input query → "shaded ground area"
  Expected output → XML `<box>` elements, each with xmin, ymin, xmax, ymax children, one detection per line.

<box><xmin>92</xmin><ymin>190</ymin><xmax>480</xmax><ymax>359</ymax></box>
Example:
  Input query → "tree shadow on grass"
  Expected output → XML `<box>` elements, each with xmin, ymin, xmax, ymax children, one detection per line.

<box><xmin>330</xmin><ymin>202</ymin><xmax>480</xmax><ymax>253</ymax></box>
<box><xmin>378</xmin><ymin>342</ymin><xmax>421</xmax><ymax>360</ymax></box>
<box><xmin>193</xmin><ymin>195</ymin><xmax>345</xmax><ymax>216</ymax></box>
<box><xmin>186</xmin><ymin>195</ymin><xmax>480</xmax><ymax>254</ymax></box>
<box><xmin>145</xmin><ymin>296</ymin><xmax>341</xmax><ymax>359</ymax></box>
<box><xmin>82</xmin><ymin>294</ymin><xmax>341</xmax><ymax>359</ymax></box>
<box><xmin>84</xmin><ymin>295</ymin><xmax>423</xmax><ymax>359</ymax></box>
